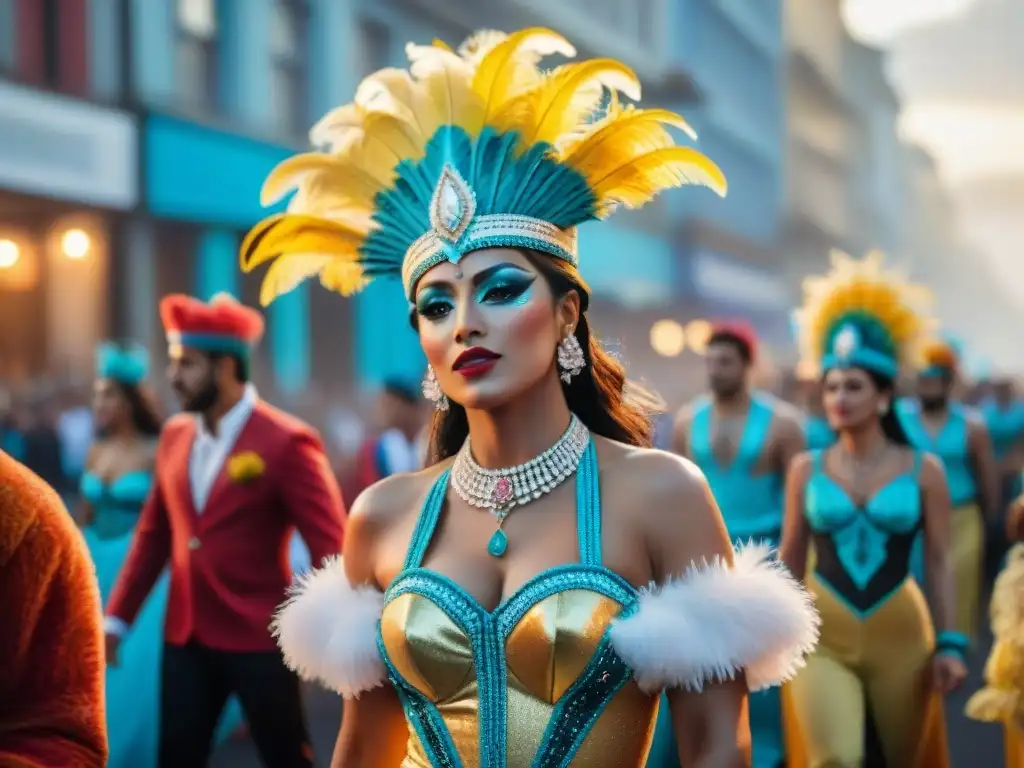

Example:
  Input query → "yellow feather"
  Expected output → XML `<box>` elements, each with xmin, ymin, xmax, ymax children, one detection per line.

<box><xmin>320</xmin><ymin>260</ymin><xmax>370</xmax><ymax>296</ymax></box>
<box><xmin>261</xmin><ymin>154</ymin><xmax>384</xmax><ymax>209</ymax></box>
<box><xmin>504</xmin><ymin>59</ymin><xmax>642</xmax><ymax>147</ymax></box>
<box><xmin>308</xmin><ymin>104</ymin><xmax>366</xmax><ymax>152</ymax></box>
<box><xmin>405</xmin><ymin>43</ymin><xmax>485</xmax><ymax>137</ymax></box>
<box><xmin>472</xmin><ymin>27</ymin><xmax>575</xmax><ymax>121</ymax></box>
<box><xmin>457</xmin><ymin>30</ymin><xmax>508</xmax><ymax>63</ymax></box>
<box><xmin>239</xmin><ymin>214</ymin><xmax>364</xmax><ymax>274</ymax></box>
<box><xmin>560</xmin><ymin>108</ymin><xmax>699</xmax><ymax>184</ymax></box>
<box><xmin>259</xmin><ymin>253</ymin><xmax>335</xmax><ymax>306</ymax></box>
<box><xmin>587</xmin><ymin>146</ymin><xmax>727</xmax><ymax>212</ymax></box>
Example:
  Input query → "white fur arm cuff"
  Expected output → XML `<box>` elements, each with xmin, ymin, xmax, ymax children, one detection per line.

<box><xmin>608</xmin><ymin>544</ymin><xmax>820</xmax><ymax>694</ymax></box>
<box><xmin>272</xmin><ymin>556</ymin><xmax>387</xmax><ymax>698</ymax></box>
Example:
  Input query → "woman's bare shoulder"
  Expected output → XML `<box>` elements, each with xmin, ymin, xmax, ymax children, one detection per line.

<box><xmin>344</xmin><ymin>460</ymin><xmax>453</xmax><ymax>585</ymax></box>
<box><xmin>596</xmin><ymin>438</ymin><xmax>708</xmax><ymax>499</ymax></box>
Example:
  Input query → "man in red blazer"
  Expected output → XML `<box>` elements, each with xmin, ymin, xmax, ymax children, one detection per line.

<box><xmin>104</xmin><ymin>293</ymin><xmax>345</xmax><ymax>768</ymax></box>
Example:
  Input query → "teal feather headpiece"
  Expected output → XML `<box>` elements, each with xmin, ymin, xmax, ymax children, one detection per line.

<box><xmin>96</xmin><ymin>342</ymin><xmax>149</xmax><ymax>385</ymax></box>
<box><xmin>240</xmin><ymin>27</ymin><xmax>726</xmax><ymax>304</ymax></box>
<box><xmin>794</xmin><ymin>250</ymin><xmax>936</xmax><ymax>379</ymax></box>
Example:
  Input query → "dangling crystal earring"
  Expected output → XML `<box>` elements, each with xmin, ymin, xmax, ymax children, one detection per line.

<box><xmin>422</xmin><ymin>365</ymin><xmax>449</xmax><ymax>411</ymax></box>
<box><xmin>557</xmin><ymin>332</ymin><xmax>586</xmax><ymax>384</ymax></box>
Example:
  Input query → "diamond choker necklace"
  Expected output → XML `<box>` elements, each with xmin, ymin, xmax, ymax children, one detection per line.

<box><xmin>451</xmin><ymin>414</ymin><xmax>591</xmax><ymax>558</ymax></box>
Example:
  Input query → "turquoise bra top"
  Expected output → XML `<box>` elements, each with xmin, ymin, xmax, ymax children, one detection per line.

<box><xmin>804</xmin><ymin>450</ymin><xmax>922</xmax><ymax>617</ymax></box>
<box><xmin>81</xmin><ymin>470</ymin><xmax>152</xmax><ymax>538</ymax></box>
<box><xmin>689</xmin><ymin>394</ymin><xmax>783</xmax><ymax>540</ymax></box>
<box><xmin>896</xmin><ymin>399</ymin><xmax>976</xmax><ymax>506</ymax></box>
<box><xmin>376</xmin><ymin>440</ymin><xmax>660</xmax><ymax>768</ymax></box>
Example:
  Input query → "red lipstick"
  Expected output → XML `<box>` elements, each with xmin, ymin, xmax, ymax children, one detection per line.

<box><xmin>453</xmin><ymin>347</ymin><xmax>501</xmax><ymax>379</ymax></box>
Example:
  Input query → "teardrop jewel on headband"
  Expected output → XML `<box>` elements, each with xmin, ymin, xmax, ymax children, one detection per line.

<box><xmin>451</xmin><ymin>414</ymin><xmax>591</xmax><ymax>558</ymax></box>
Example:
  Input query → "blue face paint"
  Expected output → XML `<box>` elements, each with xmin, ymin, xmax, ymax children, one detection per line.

<box><xmin>414</xmin><ymin>284</ymin><xmax>455</xmax><ymax>322</ymax></box>
<box><xmin>475</xmin><ymin>267</ymin><xmax>536</xmax><ymax>307</ymax></box>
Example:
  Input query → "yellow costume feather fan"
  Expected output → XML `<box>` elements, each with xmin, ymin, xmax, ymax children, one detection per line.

<box><xmin>792</xmin><ymin>249</ymin><xmax>936</xmax><ymax>379</ymax></box>
<box><xmin>240</xmin><ymin>27</ymin><xmax>726</xmax><ymax>305</ymax></box>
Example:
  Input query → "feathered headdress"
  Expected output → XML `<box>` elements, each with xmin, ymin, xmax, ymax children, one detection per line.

<box><xmin>920</xmin><ymin>336</ymin><xmax>960</xmax><ymax>377</ymax></box>
<box><xmin>96</xmin><ymin>342</ymin><xmax>149</xmax><ymax>386</ymax></box>
<box><xmin>239</xmin><ymin>27</ymin><xmax>727</xmax><ymax>304</ymax></box>
<box><xmin>792</xmin><ymin>249</ymin><xmax>936</xmax><ymax>379</ymax></box>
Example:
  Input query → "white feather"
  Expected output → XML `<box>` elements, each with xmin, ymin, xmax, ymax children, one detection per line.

<box><xmin>271</xmin><ymin>556</ymin><xmax>387</xmax><ymax>698</ymax></box>
<box><xmin>609</xmin><ymin>543</ymin><xmax>820</xmax><ymax>694</ymax></box>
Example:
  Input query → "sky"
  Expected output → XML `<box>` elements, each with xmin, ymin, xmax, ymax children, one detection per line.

<box><xmin>841</xmin><ymin>0</ymin><xmax>1024</xmax><ymax>297</ymax></box>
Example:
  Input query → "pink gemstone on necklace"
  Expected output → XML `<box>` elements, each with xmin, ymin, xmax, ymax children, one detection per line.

<box><xmin>492</xmin><ymin>477</ymin><xmax>512</xmax><ymax>504</ymax></box>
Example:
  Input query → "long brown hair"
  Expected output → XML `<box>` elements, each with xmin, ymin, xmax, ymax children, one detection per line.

<box><xmin>416</xmin><ymin>250</ymin><xmax>653</xmax><ymax>463</ymax></box>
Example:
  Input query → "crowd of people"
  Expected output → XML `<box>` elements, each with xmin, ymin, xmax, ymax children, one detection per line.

<box><xmin>5</xmin><ymin>24</ymin><xmax>1024</xmax><ymax>768</ymax></box>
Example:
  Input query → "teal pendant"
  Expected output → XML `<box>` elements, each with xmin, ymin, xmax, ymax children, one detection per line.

<box><xmin>487</xmin><ymin>529</ymin><xmax>508</xmax><ymax>558</ymax></box>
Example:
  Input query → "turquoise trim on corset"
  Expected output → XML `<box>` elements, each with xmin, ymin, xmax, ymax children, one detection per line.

<box><xmin>380</xmin><ymin>439</ymin><xmax>640</xmax><ymax>767</ymax></box>
<box><xmin>690</xmin><ymin>394</ymin><xmax>783</xmax><ymax>540</ymax></box>
<box><xmin>896</xmin><ymin>400</ymin><xmax>976</xmax><ymax>506</ymax></box>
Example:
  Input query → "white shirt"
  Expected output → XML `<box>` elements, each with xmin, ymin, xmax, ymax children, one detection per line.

<box><xmin>104</xmin><ymin>384</ymin><xmax>258</xmax><ymax>637</ymax></box>
<box><xmin>378</xmin><ymin>427</ymin><xmax>420</xmax><ymax>476</ymax></box>
<box><xmin>189</xmin><ymin>384</ymin><xmax>257</xmax><ymax>513</ymax></box>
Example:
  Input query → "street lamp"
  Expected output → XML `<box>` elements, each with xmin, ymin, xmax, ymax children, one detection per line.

<box><xmin>686</xmin><ymin>319</ymin><xmax>713</xmax><ymax>355</ymax></box>
<box><xmin>0</xmin><ymin>239</ymin><xmax>19</xmax><ymax>269</ymax></box>
<box><xmin>61</xmin><ymin>228</ymin><xmax>91</xmax><ymax>260</ymax></box>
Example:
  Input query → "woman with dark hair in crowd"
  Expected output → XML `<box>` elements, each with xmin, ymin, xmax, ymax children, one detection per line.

<box><xmin>781</xmin><ymin>251</ymin><xmax>966</xmax><ymax>767</ymax></box>
<box><xmin>249</xmin><ymin>27</ymin><xmax>818</xmax><ymax>766</ymax></box>
<box><xmin>80</xmin><ymin>342</ymin><xmax>164</xmax><ymax>766</ymax></box>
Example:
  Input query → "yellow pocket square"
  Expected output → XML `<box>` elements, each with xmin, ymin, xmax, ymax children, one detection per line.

<box><xmin>227</xmin><ymin>451</ymin><xmax>265</xmax><ymax>483</ymax></box>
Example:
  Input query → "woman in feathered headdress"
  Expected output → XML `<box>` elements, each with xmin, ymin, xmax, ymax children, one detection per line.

<box><xmin>781</xmin><ymin>250</ymin><xmax>964</xmax><ymax>767</ymax></box>
<box><xmin>896</xmin><ymin>334</ymin><xmax>1000</xmax><ymax>641</ymax></box>
<box><xmin>247</xmin><ymin>28</ymin><xmax>819</xmax><ymax>766</ymax></box>
<box><xmin>79</xmin><ymin>342</ymin><xmax>166</xmax><ymax>766</ymax></box>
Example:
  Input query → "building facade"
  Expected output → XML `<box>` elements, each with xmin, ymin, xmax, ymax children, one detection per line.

<box><xmin>783</xmin><ymin>0</ymin><xmax>856</xmax><ymax>289</ymax></box>
<box><xmin>669</xmin><ymin>0</ymin><xmax>792</xmax><ymax>351</ymax></box>
<box><xmin>0</xmin><ymin>1</ymin><xmax>137</xmax><ymax>384</ymax></box>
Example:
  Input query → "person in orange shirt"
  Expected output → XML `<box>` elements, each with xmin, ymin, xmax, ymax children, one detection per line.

<box><xmin>0</xmin><ymin>450</ymin><xmax>107</xmax><ymax>767</ymax></box>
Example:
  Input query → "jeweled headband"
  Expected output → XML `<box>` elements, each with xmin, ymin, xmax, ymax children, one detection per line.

<box><xmin>793</xmin><ymin>249</ymin><xmax>936</xmax><ymax>379</ymax></box>
<box><xmin>239</xmin><ymin>27</ymin><xmax>727</xmax><ymax>304</ymax></box>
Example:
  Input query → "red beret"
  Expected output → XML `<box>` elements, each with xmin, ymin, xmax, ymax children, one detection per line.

<box><xmin>710</xmin><ymin>320</ymin><xmax>758</xmax><ymax>361</ymax></box>
<box><xmin>160</xmin><ymin>293</ymin><xmax>265</xmax><ymax>353</ymax></box>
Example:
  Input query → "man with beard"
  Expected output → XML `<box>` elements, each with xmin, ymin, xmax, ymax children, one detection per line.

<box><xmin>897</xmin><ymin>338</ymin><xmax>998</xmax><ymax>641</ymax></box>
<box><xmin>664</xmin><ymin>322</ymin><xmax>804</xmax><ymax>768</ymax></box>
<box><xmin>103</xmin><ymin>293</ymin><xmax>345</xmax><ymax>768</ymax></box>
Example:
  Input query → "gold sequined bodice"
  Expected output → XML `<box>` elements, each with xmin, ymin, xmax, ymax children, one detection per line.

<box><xmin>377</xmin><ymin>447</ymin><xmax>659</xmax><ymax>767</ymax></box>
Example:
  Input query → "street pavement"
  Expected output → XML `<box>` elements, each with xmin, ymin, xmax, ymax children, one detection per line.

<box><xmin>212</xmin><ymin>633</ymin><xmax>1007</xmax><ymax>767</ymax></box>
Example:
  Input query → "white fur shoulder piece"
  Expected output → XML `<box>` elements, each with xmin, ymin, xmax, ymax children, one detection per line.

<box><xmin>609</xmin><ymin>544</ymin><xmax>820</xmax><ymax>694</ymax></box>
<box><xmin>271</xmin><ymin>556</ymin><xmax>387</xmax><ymax>698</ymax></box>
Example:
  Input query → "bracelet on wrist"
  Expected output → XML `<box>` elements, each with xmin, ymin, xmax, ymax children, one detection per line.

<box><xmin>935</xmin><ymin>630</ymin><xmax>969</xmax><ymax>660</ymax></box>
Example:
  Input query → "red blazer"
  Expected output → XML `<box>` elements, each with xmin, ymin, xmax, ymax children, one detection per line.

<box><xmin>0</xmin><ymin>452</ymin><xmax>107</xmax><ymax>767</ymax></box>
<box><xmin>106</xmin><ymin>401</ymin><xmax>346</xmax><ymax>652</ymax></box>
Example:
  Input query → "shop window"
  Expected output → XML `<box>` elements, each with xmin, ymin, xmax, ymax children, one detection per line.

<box><xmin>269</xmin><ymin>0</ymin><xmax>308</xmax><ymax>139</ymax></box>
<box><xmin>9</xmin><ymin>0</ymin><xmax>88</xmax><ymax>94</ymax></box>
<box><xmin>175</xmin><ymin>0</ymin><xmax>219</xmax><ymax>113</ymax></box>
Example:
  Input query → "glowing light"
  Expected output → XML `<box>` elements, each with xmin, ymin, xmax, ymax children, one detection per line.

<box><xmin>795</xmin><ymin>360</ymin><xmax>819</xmax><ymax>381</ymax></box>
<box><xmin>0</xmin><ymin>239</ymin><xmax>19</xmax><ymax>269</ymax></box>
<box><xmin>841</xmin><ymin>0</ymin><xmax>979</xmax><ymax>45</ymax></box>
<box><xmin>61</xmin><ymin>229</ymin><xmax>91</xmax><ymax>260</ymax></box>
<box><xmin>686</xmin><ymin>319</ymin><xmax>713</xmax><ymax>355</ymax></box>
<box><xmin>650</xmin><ymin>319</ymin><xmax>686</xmax><ymax>358</ymax></box>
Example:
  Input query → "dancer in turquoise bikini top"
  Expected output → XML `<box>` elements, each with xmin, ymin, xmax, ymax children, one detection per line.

<box><xmin>248</xmin><ymin>27</ymin><xmax>819</xmax><ymax>767</ymax></box>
